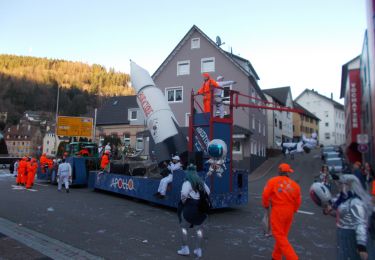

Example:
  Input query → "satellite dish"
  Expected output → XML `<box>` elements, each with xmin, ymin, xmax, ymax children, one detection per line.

<box><xmin>216</xmin><ymin>36</ymin><xmax>221</xmax><ymax>46</ymax></box>
<box><xmin>216</xmin><ymin>36</ymin><xmax>225</xmax><ymax>47</ymax></box>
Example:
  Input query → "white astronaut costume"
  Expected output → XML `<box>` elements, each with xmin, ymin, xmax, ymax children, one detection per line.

<box><xmin>57</xmin><ymin>160</ymin><xmax>72</xmax><ymax>192</ymax></box>
<box><xmin>215</xmin><ymin>76</ymin><xmax>235</xmax><ymax>118</ymax></box>
<box><xmin>157</xmin><ymin>156</ymin><xmax>182</xmax><ymax>196</ymax></box>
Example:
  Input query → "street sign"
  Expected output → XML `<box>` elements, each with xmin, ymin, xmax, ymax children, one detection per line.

<box><xmin>358</xmin><ymin>143</ymin><xmax>369</xmax><ymax>153</ymax></box>
<box><xmin>57</xmin><ymin>116</ymin><xmax>93</xmax><ymax>138</ymax></box>
<box><xmin>357</xmin><ymin>134</ymin><xmax>369</xmax><ymax>144</ymax></box>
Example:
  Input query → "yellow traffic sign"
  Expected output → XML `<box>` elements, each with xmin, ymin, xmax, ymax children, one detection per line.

<box><xmin>57</xmin><ymin>116</ymin><xmax>93</xmax><ymax>138</ymax></box>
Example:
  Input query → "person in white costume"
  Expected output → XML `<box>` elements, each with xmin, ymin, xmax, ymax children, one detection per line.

<box><xmin>155</xmin><ymin>155</ymin><xmax>182</xmax><ymax>198</ymax></box>
<box><xmin>57</xmin><ymin>158</ymin><xmax>72</xmax><ymax>193</ymax></box>
<box><xmin>215</xmin><ymin>75</ymin><xmax>235</xmax><ymax>118</ymax></box>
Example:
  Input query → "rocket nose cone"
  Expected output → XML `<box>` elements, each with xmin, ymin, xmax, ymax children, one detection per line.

<box><xmin>130</xmin><ymin>61</ymin><xmax>155</xmax><ymax>92</ymax></box>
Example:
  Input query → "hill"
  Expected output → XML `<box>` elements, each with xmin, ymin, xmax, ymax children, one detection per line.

<box><xmin>0</xmin><ymin>54</ymin><xmax>134</xmax><ymax>124</ymax></box>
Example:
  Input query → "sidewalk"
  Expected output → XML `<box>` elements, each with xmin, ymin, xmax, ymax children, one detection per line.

<box><xmin>0</xmin><ymin>232</ymin><xmax>51</xmax><ymax>260</ymax></box>
<box><xmin>249</xmin><ymin>155</ymin><xmax>282</xmax><ymax>182</ymax></box>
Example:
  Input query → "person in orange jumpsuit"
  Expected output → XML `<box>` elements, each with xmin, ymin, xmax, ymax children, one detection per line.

<box><xmin>16</xmin><ymin>157</ymin><xmax>27</xmax><ymax>185</ymax></box>
<box><xmin>26</xmin><ymin>158</ymin><xmax>38</xmax><ymax>189</ymax></box>
<box><xmin>100</xmin><ymin>150</ymin><xmax>110</xmax><ymax>171</ymax></box>
<box><xmin>197</xmin><ymin>73</ymin><xmax>219</xmax><ymax>113</ymax></box>
<box><xmin>262</xmin><ymin>163</ymin><xmax>301</xmax><ymax>260</ymax></box>
<box><xmin>39</xmin><ymin>153</ymin><xmax>48</xmax><ymax>173</ymax></box>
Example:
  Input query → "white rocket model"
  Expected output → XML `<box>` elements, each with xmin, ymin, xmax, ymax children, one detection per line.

<box><xmin>130</xmin><ymin>61</ymin><xmax>187</xmax><ymax>163</ymax></box>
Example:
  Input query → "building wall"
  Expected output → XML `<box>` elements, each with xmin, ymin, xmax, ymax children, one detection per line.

<box><xmin>153</xmin><ymin>29</ymin><xmax>267</xmax><ymax>169</ymax></box>
<box><xmin>293</xmin><ymin>114</ymin><xmax>319</xmax><ymax>141</ymax></box>
<box><xmin>296</xmin><ymin>91</ymin><xmax>345</xmax><ymax>146</ymax></box>
<box><xmin>360</xmin><ymin>31</ymin><xmax>374</xmax><ymax>164</ymax></box>
<box><xmin>96</xmin><ymin>124</ymin><xmax>146</xmax><ymax>148</ymax></box>
<box><xmin>365</xmin><ymin>0</ymin><xmax>375</xmax><ymax>164</ymax></box>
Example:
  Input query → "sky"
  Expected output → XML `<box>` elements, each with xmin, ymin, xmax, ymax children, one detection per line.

<box><xmin>0</xmin><ymin>0</ymin><xmax>367</xmax><ymax>103</ymax></box>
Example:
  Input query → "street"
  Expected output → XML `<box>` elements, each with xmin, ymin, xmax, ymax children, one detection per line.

<box><xmin>0</xmin><ymin>149</ymin><xmax>336</xmax><ymax>259</ymax></box>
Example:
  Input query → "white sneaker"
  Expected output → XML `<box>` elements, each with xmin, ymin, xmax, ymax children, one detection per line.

<box><xmin>194</xmin><ymin>248</ymin><xmax>202</xmax><ymax>258</ymax></box>
<box><xmin>177</xmin><ymin>245</ymin><xmax>190</xmax><ymax>256</ymax></box>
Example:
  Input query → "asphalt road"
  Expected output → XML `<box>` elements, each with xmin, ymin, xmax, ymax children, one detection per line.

<box><xmin>0</xmin><ymin>149</ymin><xmax>336</xmax><ymax>259</ymax></box>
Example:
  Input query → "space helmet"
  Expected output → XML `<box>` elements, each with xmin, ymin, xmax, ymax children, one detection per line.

<box><xmin>309</xmin><ymin>182</ymin><xmax>332</xmax><ymax>207</ymax></box>
<box><xmin>207</xmin><ymin>139</ymin><xmax>227</xmax><ymax>159</ymax></box>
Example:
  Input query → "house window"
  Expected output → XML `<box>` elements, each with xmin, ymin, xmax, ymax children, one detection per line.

<box><xmin>165</xmin><ymin>87</ymin><xmax>183</xmax><ymax>103</ymax></box>
<box><xmin>325</xmin><ymin>132</ymin><xmax>330</xmax><ymax>140</ymax></box>
<box><xmin>177</xmin><ymin>60</ymin><xmax>190</xmax><ymax>76</ymax></box>
<box><xmin>123</xmin><ymin>133</ymin><xmax>130</xmax><ymax>146</ymax></box>
<box><xmin>185</xmin><ymin>113</ymin><xmax>190</xmax><ymax>127</ymax></box>
<box><xmin>279</xmin><ymin>121</ymin><xmax>282</xmax><ymax>130</ymax></box>
<box><xmin>47</xmin><ymin>140</ymin><xmax>49</xmax><ymax>145</ymax></box>
<box><xmin>201</xmin><ymin>57</ymin><xmax>215</xmax><ymax>73</ymax></box>
<box><xmin>232</xmin><ymin>140</ymin><xmax>242</xmax><ymax>154</ymax></box>
<box><xmin>325</xmin><ymin>122</ymin><xmax>329</xmax><ymax>127</ymax></box>
<box><xmin>274</xmin><ymin>118</ymin><xmax>277</xmax><ymax>127</ymax></box>
<box><xmin>128</xmin><ymin>109</ymin><xmax>138</xmax><ymax>121</ymax></box>
<box><xmin>191</xmin><ymin>38</ymin><xmax>200</xmax><ymax>49</ymax></box>
<box><xmin>136</xmin><ymin>137</ymin><xmax>144</xmax><ymax>151</ymax></box>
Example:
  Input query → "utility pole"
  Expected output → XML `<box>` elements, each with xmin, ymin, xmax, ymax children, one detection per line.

<box><xmin>54</xmin><ymin>85</ymin><xmax>60</xmax><ymax>156</ymax></box>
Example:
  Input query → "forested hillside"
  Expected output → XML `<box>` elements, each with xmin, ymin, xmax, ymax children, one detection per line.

<box><xmin>0</xmin><ymin>54</ymin><xmax>134</xmax><ymax>124</ymax></box>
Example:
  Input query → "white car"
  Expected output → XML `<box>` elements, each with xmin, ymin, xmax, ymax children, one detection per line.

<box><xmin>326</xmin><ymin>158</ymin><xmax>344</xmax><ymax>173</ymax></box>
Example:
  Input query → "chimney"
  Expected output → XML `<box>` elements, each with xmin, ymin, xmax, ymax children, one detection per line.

<box><xmin>331</xmin><ymin>93</ymin><xmax>333</xmax><ymax>100</ymax></box>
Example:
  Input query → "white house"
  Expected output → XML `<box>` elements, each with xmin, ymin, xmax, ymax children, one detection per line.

<box><xmin>295</xmin><ymin>89</ymin><xmax>345</xmax><ymax>146</ymax></box>
<box><xmin>263</xmin><ymin>87</ymin><xmax>294</xmax><ymax>148</ymax></box>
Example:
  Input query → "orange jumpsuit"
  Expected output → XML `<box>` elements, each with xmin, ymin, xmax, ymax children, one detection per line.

<box><xmin>100</xmin><ymin>154</ymin><xmax>109</xmax><ymax>170</ymax></box>
<box><xmin>197</xmin><ymin>74</ymin><xmax>219</xmax><ymax>113</ymax></box>
<box><xmin>262</xmin><ymin>175</ymin><xmax>301</xmax><ymax>260</ymax></box>
<box><xmin>26</xmin><ymin>159</ymin><xmax>38</xmax><ymax>189</ymax></box>
<box><xmin>16</xmin><ymin>158</ymin><xmax>27</xmax><ymax>185</ymax></box>
<box><xmin>39</xmin><ymin>154</ymin><xmax>48</xmax><ymax>173</ymax></box>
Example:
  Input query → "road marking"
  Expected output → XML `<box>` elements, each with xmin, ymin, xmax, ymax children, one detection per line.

<box><xmin>11</xmin><ymin>185</ymin><xmax>38</xmax><ymax>192</ymax></box>
<box><xmin>0</xmin><ymin>217</ymin><xmax>103</xmax><ymax>260</ymax></box>
<box><xmin>297</xmin><ymin>210</ymin><xmax>314</xmax><ymax>215</ymax></box>
<box><xmin>34</xmin><ymin>183</ymin><xmax>49</xmax><ymax>187</ymax></box>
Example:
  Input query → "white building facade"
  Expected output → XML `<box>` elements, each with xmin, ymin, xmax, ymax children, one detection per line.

<box><xmin>295</xmin><ymin>89</ymin><xmax>345</xmax><ymax>146</ymax></box>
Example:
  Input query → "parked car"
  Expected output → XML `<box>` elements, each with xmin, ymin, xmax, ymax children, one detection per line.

<box><xmin>326</xmin><ymin>158</ymin><xmax>344</xmax><ymax>173</ymax></box>
<box><xmin>321</xmin><ymin>146</ymin><xmax>336</xmax><ymax>160</ymax></box>
<box><xmin>324</xmin><ymin>152</ymin><xmax>341</xmax><ymax>162</ymax></box>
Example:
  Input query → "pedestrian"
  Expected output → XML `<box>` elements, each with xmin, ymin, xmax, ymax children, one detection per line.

<box><xmin>13</xmin><ymin>160</ymin><xmax>19</xmax><ymax>177</ymax></box>
<box><xmin>197</xmin><ymin>73</ymin><xmax>219</xmax><ymax>113</ymax></box>
<box><xmin>262</xmin><ymin>163</ymin><xmax>301</xmax><ymax>260</ymax></box>
<box><xmin>155</xmin><ymin>155</ymin><xmax>182</xmax><ymax>199</ymax></box>
<box><xmin>100</xmin><ymin>150</ymin><xmax>110</xmax><ymax>171</ymax></box>
<box><xmin>353</xmin><ymin>161</ymin><xmax>367</xmax><ymax>190</ymax></box>
<box><xmin>57</xmin><ymin>158</ymin><xmax>72</xmax><ymax>193</ymax></box>
<box><xmin>16</xmin><ymin>157</ymin><xmax>27</xmax><ymax>185</ymax></box>
<box><xmin>319</xmin><ymin>164</ymin><xmax>333</xmax><ymax>190</ymax></box>
<box><xmin>177</xmin><ymin>164</ymin><xmax>210</xmax><ymax>258</ymax></box>
<box><xmin>39</xmin><ymin>153</ymin><xmax>48</xmax><ymax>173</ymax></box>
<box><xmin>104</xmin><ymin>142</ymin><xmax>111</xmax><ymax>154</ymax></box>
<box><xmin>323</xmin><ymin>174</ymin><xmax>374</xmax><ymax>260</ymax></box>
<box><xmin>215</xmin><ymin>75</ymin><xmax>235</xmax><ymax>118</ymax></box>
<box><xmin>26</xmin><ymin>158</ymin><xmax>38</xmax><ymax>189</ymax></box>
<box><xmin>363</xmin><ymin>162</ymin><xmax>374</xmax><ymax>192</ymax></box>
